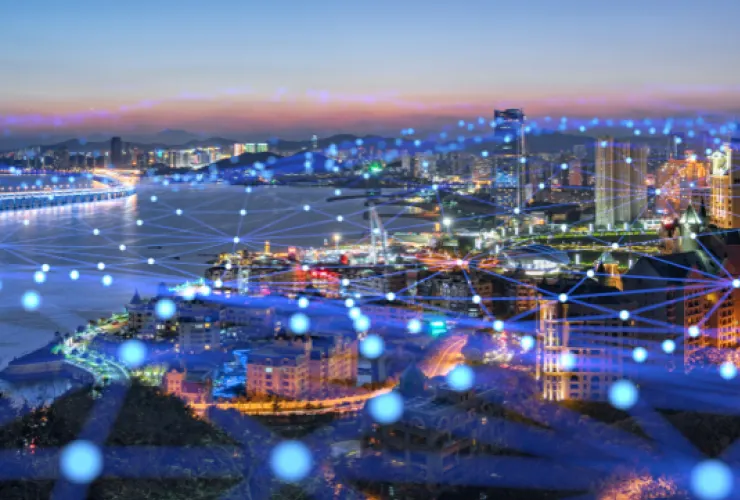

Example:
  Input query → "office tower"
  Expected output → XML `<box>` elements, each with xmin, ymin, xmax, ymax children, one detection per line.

<box><xmin>668</xmin><ymin>133</ymin><xmax>686</xmax><ymax>160</ymax></box>
<box><xmin>401</xmin><ymin>151</ymin><xmax>411</xmax><ymax>175</ymax></box>
<box><xmin>257</xmin><ymin>143</ymin><xmax>268</xmax><ymax>153</ymax></box>
<box><xmin>491</xmin><ymin>109</ymin><xmax>526</xmax><ymax>214</ymax></box>
<box><xmin>110</xmin><ymin>137</ymin><xmax>123</xmax><ymax>168</ymax></box>
<box><xmin>595</xmin><ymin>137</ymin><xmax>615</xmax><ymax>228</ymax></box>
<box><xmin>244</xmin><ymin>143</ymin><xmax>256</xmax><ymax>154</ymax></box>
<box><xmin>233</xmin><ymin>143</ymin><xmax>245</xmax><ymax>156</ymax></box>
<box><xmin>630</xmin><ymin>144</ymin><xmax>649</xmax><ymax>220</ymax></box>
<box><xmin>311</xmin><ymin>134</ymin><xmax>318</xmax><ymax>150</ymax></box>
<box><xmin>568</xmin><ymin>158</ymin><xmax>582</xmax><ymax>187</ymax></box>
<box><xmin>595</xmin><ymin>137</ymin><xmax>633</xmax><ymax>227</ymax></box>
<box><xmin>710</xmin><ymin>141</ymin><xmax>740</xmax><ymax>228</ymax></box>
<box><xmin>54</xmin><ymin>146</ymin><xmax>70</xmax><ymax>169</ymax></box>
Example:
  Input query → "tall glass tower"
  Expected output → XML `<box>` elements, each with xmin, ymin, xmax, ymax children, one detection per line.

<box><xmin>491</xmin><ymin>109</ymin><xmax>527</xmax><ymax>217</ymax></box>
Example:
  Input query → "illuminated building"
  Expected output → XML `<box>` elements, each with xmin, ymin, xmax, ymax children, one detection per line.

<box><xmin>401</xmin><ymin>151</ymin><xmax>411</xmax><ymax>175</ymax></box>
<box><xmin>246</xmin><ymin>332</ymin><xmax>357</xmax><ymax>398</ymax></box>
<box><xmin>491</xmin><ymin>109</ymin><xmax>527</xmax><ymax>215</ymax></box>
<box><xmin>567</xmin><ymin>158</ymin><xmax>582</xmax><ymax>187</ymax></box>
<box><xmin>311</xmin><ymin>134</ymin><xmax>318</xmax><ymax>150</ymax></box>
<box><xmin>710</xmin><ymin>142</ymin><xmax>740</xmax><ymax>228</ymax></box>
<box><xmin>595</xmin><ymin>252</ymin><xmax>622</xmax><ymax>291</ymax></box>
<box><xmin>595</xmin><ymin>137</ymin><xmax>632</xmax><ymax>227</ymax></box>
<box><xmin>244</xmin><ymin>143</ymin><xmax>256</xmax><ymax>153</ymax></box>
<box><xmin>110</xmin><ymin>137</ymin><xmax>123</xmax><ymax>168</ymax></box>
<box><xmin>536</xmin><ymin>278</ymin><xmax>636</xmax><ymax>401</ymax></box>
<box><xmin>233</xmin><ymin>143</ymin><xmax>245</xmax><ymax>156</ymax></box>
<box><xmin>179</xmin><ymin>317</ymin><xmax>220</xmax><ymax>354</ymax></box>
<box><xmin>630</xmin><ymin>144</ymin><xmax>648</xmax><ymax>219</ymax></box>
<box><xmin>257</xmin><ymin>142</ymin><xmax>268</xmax><ymax>153</ymax></box>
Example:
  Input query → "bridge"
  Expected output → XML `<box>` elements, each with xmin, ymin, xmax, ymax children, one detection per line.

<box><xmin>0</xmin><ymin>173</ymin><xmax>136</xmax><ymax>211</ymax></box>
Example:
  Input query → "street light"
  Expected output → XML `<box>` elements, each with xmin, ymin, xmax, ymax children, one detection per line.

<box><xmin>333</xmin><ymin>233</ymin><xmax>341</xmax><ymax>250</ymax></box>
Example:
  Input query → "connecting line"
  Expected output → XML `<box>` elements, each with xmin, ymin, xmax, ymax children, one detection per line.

<box><xmin>462</xmin><ymin>268</ymin><xmax>492</xmax><ymax>320</ymax></box>
<box><xmin>696</xmin><ymin>237</ymin><xmax>734</xmax><ymax>280</ymax></box>
<box><xmin>244</xmin><ymin>210</ymin><xmax>300</xmax><ymax>239</ymax></box>
<box><xmin>566</xmin><ymin>277</ymin><xmax>588</xmax><ymax>296</ymax></box>
<box><xmin>630</xmin><ymin>283</ymin><xmax>726</xmax><ymax>316</ymax></box>
<box><xmin>395</xmin><ymin>269</ymin><xmax>441</xmax><ymax>295</ymax></box>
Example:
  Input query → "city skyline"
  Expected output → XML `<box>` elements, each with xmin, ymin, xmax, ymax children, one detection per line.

<box><xmin>3</xmin><ymin>0</ymin><xmax>740</xmax><ymax>146</ymax></box>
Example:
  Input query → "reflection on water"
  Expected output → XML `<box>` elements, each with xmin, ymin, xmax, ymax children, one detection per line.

<box><xmin>0</xmin><ymin>181</ymin><xmax>421</xmax><ymax>370</ymax></box>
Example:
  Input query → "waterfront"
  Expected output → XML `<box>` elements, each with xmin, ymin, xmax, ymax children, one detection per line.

<box><xmin>0</xmin><ymin>179</ymin><xmax>428</xmax><ymax>370</ymax></box>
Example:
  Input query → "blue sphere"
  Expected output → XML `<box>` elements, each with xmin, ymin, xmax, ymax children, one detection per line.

<box><xmin>520</xmin><ymin>335</ymin><xmax>534</xmax><ymax>351</ymax></box>
<box><xmin>354</xmin><ymin>315</ymin><xmax>371</xmax><ymax>332</ymax></box>
<box><xmin>609</xmin><ymin>380</ymin><xmax>638</xmax><ymax>410</ymax></box>
<box><xmin>34</xmin><ymin>271</ymin><xmax>46</xmax><ymax>284</ymax></box>
<box><xmin>290</xmin><ymin>313</ymin><xmax>310</xmax><ymax>334</ymax></box>
<box><xmin>446</xmin><ymin>365</ymin><xmax>474</xmax><ymax>391</ymax></box>
<box><xmin>22</xmin><ymin>291</ymin><xmax>41</xmax><ymax>311</ymax></box>
<box><xmin>691</xmin><ymin>460</ymin><xmax>733</xmax><ymax>500</ymax></box>
<box><xmin>60</xmin><ymin>440</ymin><xmax>103</xmax><ymax>484</ymax></box>
<box><xmin>662</xmin><ymin>339</ymin><xmax>676</xmax><ymax>354</ymax></box>
<box><xmin>369</xmin><ymin>392</ymin><xmax>404</xmax><ymax>424</ymax></box>
<box><xmin>633</xmin><ymin>347</ymin><xmax>648</xmax><ymax>363</ymax></box>
<box><xmin>720</xmin><ymin>362</ymin><xmax>737</xmax><ymax>380</ymax></box>
<box><xmin>407</xmin><ymin>318</ymin><xmax>422</xmax><ymax>334</ymax></box>
<box><xmin>155</xmin><ymin>299</ymin><xmax>177</xmax><ymax>320</ymax></box>
<box><xmin>360</xmin><ymin>334</ymin><xmax>384</xmax><ymax>359</ymax></box>
<box><xmin>118</xmin><ymin>340</ymin><xmax>147</xmax><ymax>368</ymax></box>
<box><xmin>297</xmin><ymin>297</ymin><xmax>309</xmax><ymax>309</ymax></box>
<box><xmin>270</xmin><ymin>441</ymin><xmax>312</xmax><ymax>483</ymax></box>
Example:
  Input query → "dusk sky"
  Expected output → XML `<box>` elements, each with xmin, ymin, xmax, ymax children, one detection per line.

<box><xmin>3</xmin><ymin>0</ymin><xmax>740</xmax><ymax>144</ymax></box>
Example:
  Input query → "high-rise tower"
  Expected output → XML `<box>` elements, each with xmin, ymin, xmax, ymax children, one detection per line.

<box><xmin>595</xmin><ymin>137</ymin><xmax>615</xmax><ymax>228</ymax></box>
<box><xmin>491</xmin><ymin>109</ymin><xmax>526</xmax><ymax>216</ymax></box>
<box><xmin>110</xmin><ymin>137</ymin><xmax>123</xmax><ymax>168</ymax></box>
<box><xmin>630</xmin><ymin>144</ymin><xmax>649</xmax><ymax>220</ymax></box>
<box><xmin>710</xmin><ymin>140</ymin><xmax>740</xmax><ymax>228</ymax></box>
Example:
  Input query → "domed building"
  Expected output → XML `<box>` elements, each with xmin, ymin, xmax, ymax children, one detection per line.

<box><xmin>398</xmin><ymin>363</ymin><xmax>427</xmax><ymax>398</ymax></box>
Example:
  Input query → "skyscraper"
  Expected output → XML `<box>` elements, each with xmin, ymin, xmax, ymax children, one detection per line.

<box><xmin>710</xmin><ymin>141</ymin><xmax>740</xmax><ymax>228</ymax></box>
<box><xmin>311</xmin><ymin>134</ymin><xmax>318</xmax><ymax>150</ymax></box>
<box><xmin>595</xmin><ymin>137</ymin><xmax>638</xmax><ymax>227</ymax></box>
<box><xmin>110</xmin><ymin>137</ymin><xmax>123</xmax><ymax>168</ymax></box>
<box><xmin>491</xmin><ymin>109</ymin><xmax>526</xmax><ymax>215</ymax></box>
<box><xmin>595</xmin><ymin>137</ymin><xmax>616</xmax><ymax>228</ymax></box>
<box><xmin>630</xmin><ymin>144</ymin><xmax>649</xmax><ymax>220</ymax></box>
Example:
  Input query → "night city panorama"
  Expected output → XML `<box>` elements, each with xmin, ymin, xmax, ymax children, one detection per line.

<box><xmin>1</xmin><ymin>1</ymin><xmax>740</xmax><ymax>499</ymax></box>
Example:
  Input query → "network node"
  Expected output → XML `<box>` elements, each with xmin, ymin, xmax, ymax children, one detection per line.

<box><xmin>369</xmin><ymin>392</ymin><xmax>404</xmax><ymax>424</ymax></box>
<box><xmin>619</xmin><ymin>310</ymin><xmax>630</xmax><ymax>321</ymax></box>
<box><xmin>608</xmin><ymin>379</ymin><xmax>638</xmax><ymax>410</ymax></box>
<box><xmin>446</xmin><ymin>365</ymin><xmax>474</xmax><ymax>391</ymax></box>
<box><xmin>60</xmin><ymin>440</ymin><xmax>103</xmax><ymax>484</ymax></box>
<box><xmin>360</xmin><ymin>334</ymin><xmax>384</xmax><ymax>359</ymax></box>
<box><xmin>691</xmin><ymin>460</ymin><xmax>733</xmax><ymax>500</ymax></box>
<box><xmin>270</xmin><ymin>441</ymin><xmax>312</xmax><ymax>483</ymax></box>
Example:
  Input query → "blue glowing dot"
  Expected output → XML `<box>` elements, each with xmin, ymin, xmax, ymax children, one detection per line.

<box><xmin>407</xmin><ymin>318</ymin><xmax>422</xmax><ymax>334</ymax></box>
<box><xmin>560</xmin><ymin>352</ymin><xmax>576</xmax><ymax>370</ymax></box>
<box><xmin>118</xmin><ymin>339</ymin><xmax>147</xmax><ymax>368</ymax></box>
<box><xmin>360</xmin><ymin>334</ymin><xmax>385</xmax><ymax>359</ymax></box>
<box><xmin>119</xmin><ymin>244</ymin><xmax>127</xmax><ymax>251</ymax></box>
<box><xmin>634</xmin><ymin>129</ymin><xmax>641</xmax><ymax>136</ymax></box>
<box><xmin>69</xmin><ymin>270</ymin><xmax>79</xmax><ymax>280</ymax></box>
<box><xmin>175</xmin><ymin>209</ymin><xmax>183</xmax><ymax>216</ymax></box>
<box><xmin>297</xmin><ymin>297</ymin><xmax>309</xmax><ymax>309</ymax></box>
<box><xmin>720</xmin><ymin>362</ymin><xmax>737</xmax><ymax>380</ymax></box>
<box><xmin>303</xmin><ymin>204</ymin><xmax>310</xmax><ymax>211</ymax></box>
<box><xmin>619</xmin><ymin>310</ymin><xmax>630</xmax><ymax>321</ymax></box>
<box><xmin>609</xmin><ymin>379</ymin><xmax>638</xmax><ymax>410</ymax></box>
<box><xmin>344</xmin><ymin>298</ymin><xmax>354</xmax><ymax>308</ymax></box>
<box><xmin>633</xmin><ymin>347</ymin><xmax>648</xmax><ymax>363</ymax></box>
<box><xmin>733</xmin><ymin>279</ymin><xmax>740</xmax><ymax>289</ymax></box>
<box><xmin>290</xmin><ymin>313</ymin><xmax>310</xmax><ymax>334</ymax></box>
<box><xmin>560</xmin><ymin>163</ymin><xmax>568</xmax><ymax>170</ymax></box>
<box><xmin>655</xmin><ymin>188</ymin><xmax>662</xmax><ymax>195</ymax></box>
<box><xmin>493</xmin><ymin>320</ymin><xmax>504</xmax><ymax>332</ymax></box>
<box><xmin>649</xmin><ymin>127</ymin><xmax>656</xmax><ymax>134</ymax></box>
<box><xmin>600</xmin><ymin>141</ymin><xmax>608</xmax><ymax>147</ymax></box>
<box><xmin>147</xmin><ymin>258</ymin><xmax>155</xmax><ymax>265</ymax></box>
<box><xmin>446</xmin><ymin>365</ymin><xmax>474</xmax><ymax>391</ymax></box>
<box><xmin>689</xmin><ymin>325</ymin><xmax>700</xmax><ymax>337</ymax></box>
<box><xmin>240</xmin><ymin>209</ymin><xmax>246</xmax><ymax>216</ymax></box>
<box><xmin>482</xmin><ymin>150</ymin><xmax>489</xmax><ymax>157</ymax></box>
<box><xmin>41</xmin><ymin>264</ymin><xmax>50</xmax><ymax>272</ymax></box>
<box><xmin>233</xmin><ymin>236</ymin><xmax>240</xmax><ymax>243</ymax></box>
<box><xmin>386</xmin><ymin>292</ymin><xmax>395</xmax><ymax>301</ymax></box>
<box><xmin>93</xmin><ymin>228</ymin><xmax>100</xmax><ymax>236</ymax></box>
<box><xmin>472</xmin><ymin>295</ymin><xmax>481</xmax><ymax>304</ymax></box>
<box><xmin>22</xmin><ymin>291</ymin><xmax>41</xmax><ymax>311</ymax></box>
<box><xmin>521</xmin><ymin>335</ymin><xmax>534</xmax><ymax>351</ymax></box>
<box><xmin>60</xmin><ymin>440</ymin><xmax>103</xmax><ymax>484</ymax></box>
<box><xmin>270</xmin><ymin>441</ymin><xmax>312</xmax><ymax>483</ymax></box>
<box><xmin>625</xmin><ymin>157</ymin><xmax>633</xmax><ymax>164</ymax></box>
<box><xmin>558</xmin><ymin>293</ymin><xmax>568</xmax><ymax>303</ymax></box>
<box><xmin>101</xmin><ymin>275</ymin><xmax>113</xmax><ymax>287</ymax></box>
<box><xmin>34</xmin><ymin>271</ymin><xmax>46</xmax><ymax>284</ymax></box>
<box><xmin>150</xmin><ymin>195</ymin><xmax>157</xmax><ymax>202</ymax></box>
<box><xmin>691</xmin><ymin>460</ymin><xmax>733</xmax><ymax>500</ymax></box>
<box><xmin>354</xmin><ymin>315</ymin><xmax>371</xmax><ymax>332</ymax></box>
<box><xmin>348</xmin><ymin>307</ymin><xmax>362</xmax><ymax>320</ymax></box>
<box><xmin>579</xmin><ymin>126</ymin><xmax>586</xmax><ymax>132</ymax></box>
<box><xmin>538</xmin><ymin>182</ymin><xmax>545</xmax><ymax>189</ymax></box>
<box><xmin>369</xmin><ymin>392</ymin><xmax>404</xmax><ymax>424</ymax></box>
<box><xmin>155</xmin><ymin>299</ymin><xmax>177</xmax><ymax>320</ymax></box>
<box><xmin>662</xmin><ymin>339</ymin><xmax>676</xmax><ymax>354</ymax></box>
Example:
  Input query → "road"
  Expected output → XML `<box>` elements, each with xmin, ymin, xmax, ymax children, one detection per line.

<box><xmin>421</xmin><ymin>334</ymin><xmax>466</xmax><ymax>378</ymax></box>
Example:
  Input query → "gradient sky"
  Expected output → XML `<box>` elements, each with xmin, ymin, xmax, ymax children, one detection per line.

<box><xmin>3</xmin><ymin>0</ymin><xmax>740</xmax><ymax>142</ymax></box>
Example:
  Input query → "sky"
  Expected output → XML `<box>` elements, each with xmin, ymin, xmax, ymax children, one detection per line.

<box><xmin>2</xmin><ymin>0</ymin><xmax>740</xmax><ymax>144</ymax></box>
